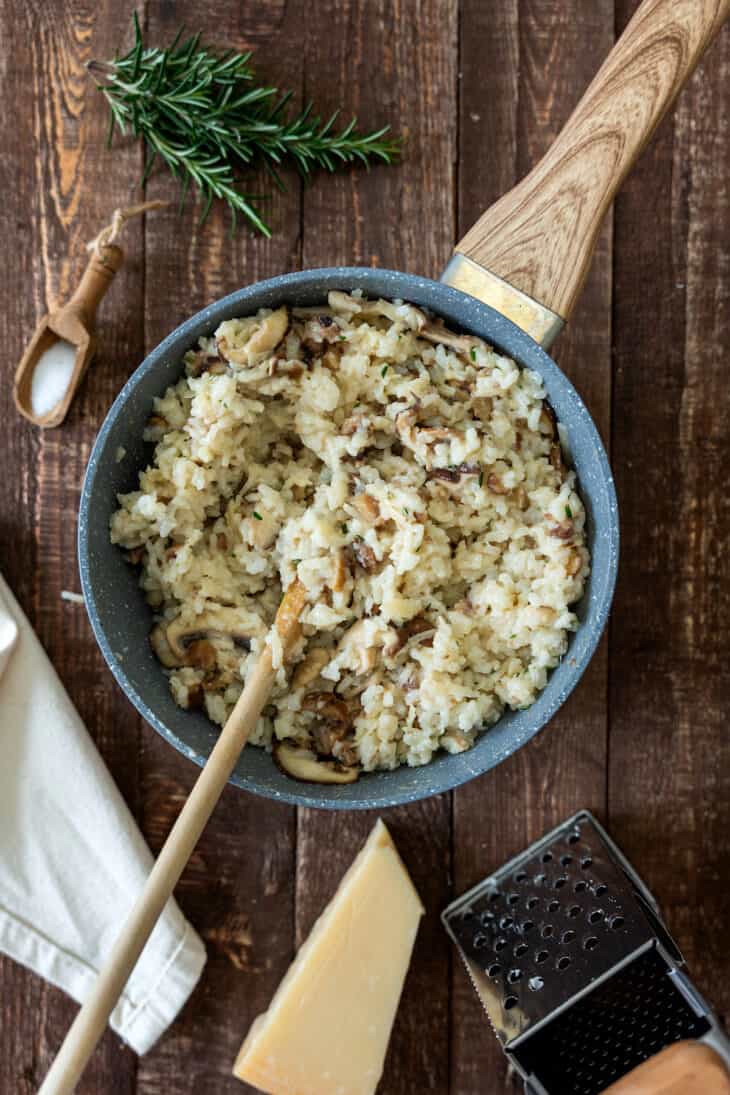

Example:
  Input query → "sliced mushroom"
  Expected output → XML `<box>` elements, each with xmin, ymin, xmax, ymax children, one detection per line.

<box><xmin>331</xmin><ymin>618</ymin><xmax>389</xmax><ymax>675</ymax></box>
<box><xmin>185</xmin><ymin>639</ymin><xmax>217</xmax><ymax>670</ymax></box>
<box><xmin>426</xmin><ymin>462</ymin><xmax>481</xmax><ymax>484</ymax></box>
<box><xmin>386</xmin><ymin>615</ymin><xmax>433</xmax><ymax>656</ymax></box>
<box><xmin>273</xmin><ymin>741</ymin><xmax>360</xmax><ymax>784</ymax></box>
<box><xmin>292</xmin><ymin>647</ymin><xmax>331</xmax><ymax>689</ymax></box>
<box><xmin>565</xmin><ymin>551</ymin><xmax>582</xmax><ymax>577</ymax></box>
<box><xmin>150</xmin><ymin>623</ymin><xmax>182</xmax><ymax>668</ymax></box>
<box><xmin>420</xmin><ymin>322</ymin><xmax>481</xmax><ymax>356</ymax></box>
<box><xmin>311</xmin><ymin>720</ymin><xmax>348</xmax><ymax>756</ymax></box>
<box><xmin>301</xmin><ymin>691</ymin><xmax>351</xmax><ymax>725</ymax></box>
<box><xmin>348</xmin><ymin>539</ymin><xmax>378</xmax><ymax>572</ymax></box>
<box><xmin>330</xmin><ymin>550</ymin><xmax>348</xmax><ymax>593</ymax></box>
<box><xmin>548</xmin><ymin>520</ymin><xmax>574</xmax><ymax>540</ymax></box>
<box><xmin>350</xmin><ymin>492</ymin><xmax>382</xmax><ymax>525</ymax></box>
<box><xmin>487</xmin><ymin>472</ymin><xmax>509</xmax><ymax>495</ymax></box>
<box><xmin>549</xmin><ymin>443</ymin><xmax>563</xmax><ymax>473</ymax></box>
<box><xmin>245</xmin><ymin>306</ymin><xmax>289</xmax><ymax>356</ymax></box>
<box><xmin>472</xmin><ymin>396</ymin><xmax>493</xmax><ymax>422</ymax></box>
<box><xmin>166</xmin><ymin>607</ymin><xmax>262</xmax><ymax>660</ymax></box>
<box><xmin>540</xmin><ymin>400</ymin><xmax>559</xmax><ymax>440</ymax></box>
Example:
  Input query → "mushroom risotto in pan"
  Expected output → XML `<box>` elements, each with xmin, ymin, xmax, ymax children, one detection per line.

<box><xmin>111</xmin><ymin>292</ymin><xmax>589</xmax><ymax>780</ymax></box>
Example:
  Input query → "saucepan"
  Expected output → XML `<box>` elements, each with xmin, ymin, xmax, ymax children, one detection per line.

<box><xmin>78</xmin><ymin>0</ymin><xmax>729</xmax><ymax>809</ymax></box>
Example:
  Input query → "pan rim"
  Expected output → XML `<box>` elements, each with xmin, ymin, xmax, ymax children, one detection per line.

<box><xmin>78</xmin><ymin>266</ymin><xmax>619</xmax><ymax>809</ymax></box>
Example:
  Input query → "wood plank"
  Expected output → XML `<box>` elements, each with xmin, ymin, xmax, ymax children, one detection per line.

<box><xmin>137</xmin><ymin>3</ymin><xmax>303</xmax><ymax>1091</ymax></box>
<box><xmin>610</xmin><ymin>0</ymin><xmax>730</xmax><ymax>1027</ymax></box>
<box><xmin>295</xmin><ymin>1</ymin><xmax>457</xmax><ymax>1092</ymax></box>
<box><xmin>452</xmin><ymin>3</ymin><xmax>614</xmax><ymax>1091</ymax></box>
<box><xmin>0</xmin><ymin>1</ymin><xmax>144</xmax><ymax>1091</ymax></box>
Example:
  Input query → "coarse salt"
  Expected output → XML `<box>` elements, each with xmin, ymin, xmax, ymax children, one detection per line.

<box><xmin>30</xmin><ymin>339</ymin><xmax>77</xmax><ymax>418</ymax></box>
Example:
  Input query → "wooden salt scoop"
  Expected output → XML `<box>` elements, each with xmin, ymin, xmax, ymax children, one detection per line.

<box><xmin>13</xmin><ymin>201</ymin><xmax>165</xmax><ymax>429</ymax></box>
<box><xmin>38</xmin><ymin>578</ymin><xmax>308</xmax><ymax>1095</ymax></box>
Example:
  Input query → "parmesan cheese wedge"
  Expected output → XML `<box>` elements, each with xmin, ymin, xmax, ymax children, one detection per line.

<box><xmin>233</xmin><ymin>818</ymin><xmax>424</xmax><ymax>1095</ymax></box>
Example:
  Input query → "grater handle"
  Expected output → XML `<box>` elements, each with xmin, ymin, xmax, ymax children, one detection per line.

<box><xmin>601</xmin><ymin>1041</ymin><xmax>730</xmax><ymax>1093</ymax></box>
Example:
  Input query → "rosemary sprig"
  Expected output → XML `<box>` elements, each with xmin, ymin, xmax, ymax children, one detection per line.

<box><xmin>92</xmin><ymin>14</ymin><xmax>401</xmax><ymax>235</ymax></box>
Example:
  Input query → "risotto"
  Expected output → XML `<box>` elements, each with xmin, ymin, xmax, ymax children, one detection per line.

<box><xmin>111</xmin><ymin>291</ymin><xmax>589</xmax><ymax>778</ymax></box>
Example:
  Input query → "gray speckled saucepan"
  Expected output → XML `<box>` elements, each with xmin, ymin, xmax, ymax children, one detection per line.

<box><xmin>79</xmin><ymin>267</ymin><xmax>618</xmax><ymax>810</ymax></box>
<box><xmin>79</xmin><ymin>0</ymin><xmax>729</xmax><ymax>810</ymax></box>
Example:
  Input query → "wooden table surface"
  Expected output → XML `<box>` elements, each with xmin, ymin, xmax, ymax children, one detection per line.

<box><xmin>1</xmin><ymin>2</ymin><xmax>729</xmax><ymax>1092</ymax></box>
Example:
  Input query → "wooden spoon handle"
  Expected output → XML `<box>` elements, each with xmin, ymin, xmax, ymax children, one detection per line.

<box><xmin>62</xmin><ymin>244</ymin><xmax>125</xmax><ymax>329</ymax></box>
<box><xmin>38</xmin><ymin>581</ymin><xmax>306</xmax><ymax>1095</ymax></box>
<box><xmin>455</xmin><ymin>0</ymin><xmax>730</xmax><ymax>322</ymax></box>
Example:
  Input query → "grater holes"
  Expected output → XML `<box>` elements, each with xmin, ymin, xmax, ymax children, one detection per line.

<box><xmin>487</xmin><ymin>963</ymin><xmax>501</xmax><ymax>977</ymax></box>
<box><xmin>580</xmin><ymin>856</ymin><xmax>593</xmax><ymax>869</ymax></box>
<box><xmin>515</xmin><ymin>871</ymin><xmax>528</xmax><ymax>883</ymax></box>
<box><xmin>541</xmin><ymin>851</ymin><xmax>553</xmax><ymax>863</ymax></box>
<box><xmin>488</xmin><ymin>890</ymin><xmax>501</xmax><ymax>903</ymax></box>
<box><xmin>507</xmin><ymin>968</ymin><xmax>523</xmax><ymax>984</ymax></box>
<box><xmin>561</xmin><ymin>929</ymin><xmax>576</xmax><ymax>944</ymax></box>
<box><xmin>479</xmin><ymin>911</ymin><xmax>494</xmax><ymax>927</ymax></box>
<box><xmin>526</xmin><ymin>896</ymin><xmax>539</xmax><ymax>910</ymax></box>
<box><xmin>588</xmin><ymin>909</ymin><xmax>604</xmax><ymax>924</ymax></box>
<box><xmin>494</xmin><ymin>937</ymin><xmax>507</xmax><ymax>951</ymax></box>
<box><xmin>574</xmin><ymin>880</ymin><xmax>588</xmax><ymax>893</ymax></box>
<box><xmin>499</xmin><ymin>916</ymin><xmax>514</xmax><ymax>930</ymax></box>
<box><xmin>594</xmin><ymin>883</ymin><xmax>608</xmax><ymax>897</ymax></box>
<box><xmin>521</xmin><ymin>919</ymin><xmax>535</xmax><ymax>933</ymax></box>
<box><xmin>547</xmin><ymin>899</ymin><xmax>560</xmax><ymax>912</ymax></box>
<box><xmin>507</xmin><ymin>892</ymin><xmax>520</xmax><ymax>906</ymax></box>
<box><xmin>567</xmin><ymin>904</ymin><xmax>581</xmax><ymax>918</ymax></box>
<box><xmin>554</xmin><ymin>876</ymin><xmax>568</xmax><ymax>889</ymax></box>
<box><xmin>503</xmin><ymin>995</ymin><xmax>518</xmax><ymax>1010</ymax></box>
<box><xmin>528</xmin><ymin>976</ymin><xmax>544</xmax><ymax>992</ymax></box>
<box><xmin>568</xmin><ymin>831</ymin><xmax>581</xmax><ymax>844</ymax></box>
<box><xmin>584</xmin><ymin>936</ymin><xmax>599</xmax><ymax>950</ymax></box>
<box><xmin>609</xmin><ymin>915</ymin><xmax>625</xmax><ymax>930</ymax></box>
<box><xmin>556</xmin><ymin>956</ymin><xmax>571</xmax><ymax>971</ymax></box>
<box><xmin>533</xmin><ymin>873</ymin><xmax>547</xmax><ymax>886</ymax></box>
<box><xmin>473</xmin><ymin>933</ymin><xmax>488</xmax><ymax>949</ymax></box>
<box><xmin>560</xmin><ymin>854</ymin><xmax>573</xmax><ymax>866</ymax></box>
<box><xmin>535</xmin><ymin>949</ymin><xmax>549</xmax><ymax>964</ymax></box>
<box><xmin>541</xmin><ymin>924</ymin><xmax>554</xmax><ymax>939</ymax></box>
<box><xmin>514</xmin><ymin>942</ymin><xmax>528</xmax><ymax>957</ymax></box>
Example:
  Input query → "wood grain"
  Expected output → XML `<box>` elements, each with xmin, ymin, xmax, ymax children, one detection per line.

<box><xmin>610</xmin><ymin>0</ymin><xmax>730</xmax><ymax>1042</ymax></box>
<box><xmin>452</xmin><ymin>3</ymin><xmax>614</xmax><ymax>1092</ymax></box>
<box><xmin>456</xmin><ymin>0</ymin><xmax>730</xmax><ymax>321</ymax></box>
<box><xmin>1</xmin><ymin>2</ymin><xmax>730</xmax><ymax>1093</ymax></box>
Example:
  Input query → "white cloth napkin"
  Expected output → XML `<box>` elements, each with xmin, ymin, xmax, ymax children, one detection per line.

<box><xmin>0</xmin><ymin>572</ymin><xmax>206</xmax><ymax>1054</ymax></box>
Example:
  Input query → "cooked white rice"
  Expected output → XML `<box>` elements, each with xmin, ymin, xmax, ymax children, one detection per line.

<box><xmin>111</xmin><ymin>291</ymin><xmax>589</xmax><ymax>773</ymax></box>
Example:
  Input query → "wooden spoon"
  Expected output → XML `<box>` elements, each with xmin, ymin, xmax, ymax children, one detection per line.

<box><xmin>38</xmin><ymin>579</ymin><xmax>307</xmax><ymax>1095</ymax></box>
<box><xmin>13</xmin><ymin>244</ymin><xmax>124</xmax><ymax>429</ymax></box>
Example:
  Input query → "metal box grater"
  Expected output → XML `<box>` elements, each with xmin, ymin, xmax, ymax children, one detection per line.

<box><xmin>442</xmin><ymin>810</ymin><xmax>730</xmax><ymax>1094</ymax></box>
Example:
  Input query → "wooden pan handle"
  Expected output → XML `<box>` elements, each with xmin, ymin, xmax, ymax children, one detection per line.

<box><xmin>602</xmin><ymin>1041</ymin><xmax>730</xmax><ymax>1094</ymax></box>
<box><xmin>455</xmin><ymin>0</ymin><xmax>730</xmax><ymax>321</ymax></box>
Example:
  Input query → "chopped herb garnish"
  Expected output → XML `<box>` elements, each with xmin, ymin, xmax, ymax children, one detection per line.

<box><xmin>469</xmin><ymin>348</ymin><xmax>477</xmax><ymax>362</ymax></box>
<box><xmin>252</xmin><ymin>511</ymin><xmax>263</xmax><ymax>521</ymax></box>
<box><xmin>338</xmin><ymin>334</ymin><xmax>347</xmax><ymax>341</ymax></box>
<box><xmin>381</xmin><ymin>364</ymin><xmax>388</xmax><ymax>377</ymax></box>
<box><xmin>340</xmin><ymin>522</ymin><xmax>348</xmax><ymax>534</ymax></box>
<box><xmin>565</xmin><ymin>504</ymin><xmax>573</xmax><ymax>518</ymax></box>
<box><xmin>293</xmin><ymin>558</ymin><xmax>301</xmax><ymax>565</ymax></box>
<box><xmin>478</xmin><ymin>470</ymin><xmax>484</xmax><ymax>487</ymax></box>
